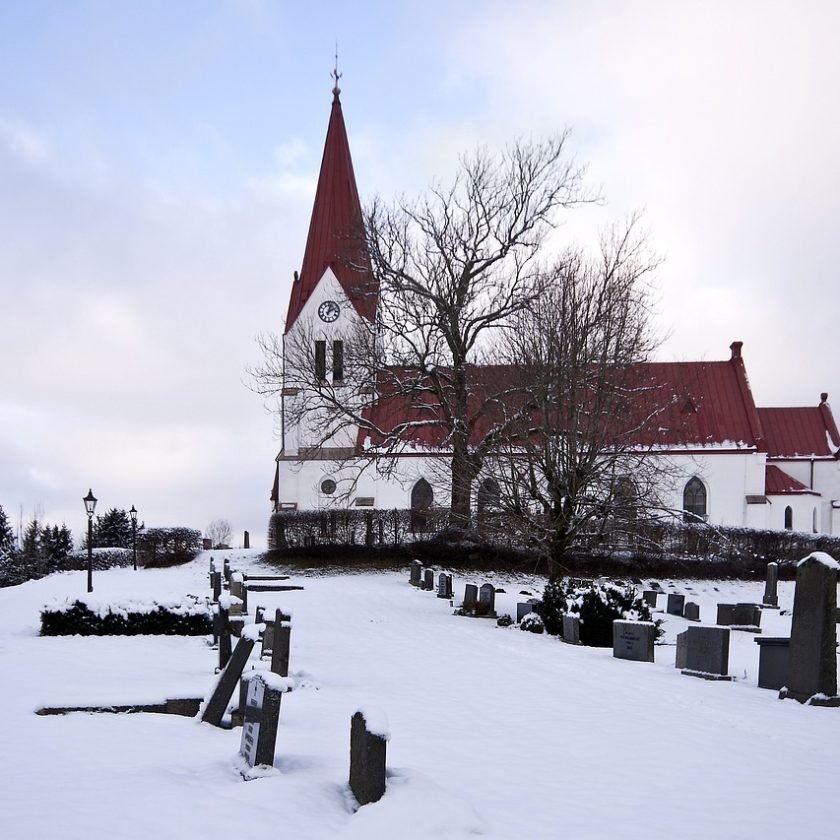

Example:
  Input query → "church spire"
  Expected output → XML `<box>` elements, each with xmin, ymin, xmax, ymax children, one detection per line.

<box><xmin>284</xmin><ymin>78</ymin><xmax>377</xmax><ymax>333</ymax></box>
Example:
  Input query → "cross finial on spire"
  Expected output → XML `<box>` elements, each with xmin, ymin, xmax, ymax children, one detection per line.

<box><xmin>331</xmin><ymin>43</ymin><xmax>342</xmax><ymax>98</ymax></box>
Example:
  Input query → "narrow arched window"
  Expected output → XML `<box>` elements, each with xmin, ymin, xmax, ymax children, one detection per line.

<box><xmin>784</xmin><ymin>506</ymin><xmax>793</xmax><ymax>530</ymax></box>
<box><xmin>477</xmin><ymin>477</ymin><xmax>501</xmax><ymax>517</ymax></box>
<box><xmin>813</xmin><ymin>507</ymin><xmax>818</xmax><ymax>534</ymax></box>
<box><xmin>615</xmin><ymin>477</ymin><xmax>637</xmax><ymax>520</ymax></box>
<box><xmin>683</xmin><ymin>477</ymin><xmax>707</xmax><ymax>522</ymax></box>
<box><xmin>410</xmin><ymin>479</ymin><xmax>433</xmax><ymax>533</ymax></box>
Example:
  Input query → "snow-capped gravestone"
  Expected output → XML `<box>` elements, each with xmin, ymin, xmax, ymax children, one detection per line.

<box><xmin>202</xmin><ymin>634</ymin><xmax>257</xmax><ymax>727</ymax></box>
<box><xmin>642</xmin><ymin>590</ymin><xmax>658</xmax><ymax>608</ymax></box>
<box><xmin>763</xmin><ymin>562</ymin><xmax>780</xmax><ymax>608</ymax></box>
<box><xmin>230</xmin><ymin>574</ymin><xmax>245</xmax><ymax>615</ymax></box>
<box><xmin>349</xmin><ymin>709</ymin><xmax>389</xmax><ymax>807</ymax></box>
<box><xmin>409</xmin><ymin>560</ymin><xmax>422</xmax><ymax>587</ymax></box>
<box><xmin>612</xmin><ymin>620</ymin><xmax>655</xmax><ymax>662</ymax></box>
<box><xmin>666</xmin><ymin>594</ymin><xmax>685</xmax><ymax>616</ymax></box>
<box><xmin>562</xmin><ymin>614</ymin><xmax>581</xmax><ymax>644</ymax></box>
<box><xmin>681</xmin><ymin>626</ymin><xmax>733</xmax><ymax>681</ymax></box>
<box><xmin>517</xmin><ymin>600</ymin><xmax>538</xmax><ymax>623</ymax></box>
<box><xmin>270</xmin><ymin>609</ymin><xmax>292</xmax><ymax>678</ymax></box>
<box><xmin>239</xmin><ymin>671</ymin><xmax>293</xmax><ymax>772</ymax></box>
<box><xmin>211</xmin><ymin>571</ymin><xmax>222</xmax><ymax>603</ymax></box>
<box><xmin>684</xmin><ymin>602</ymin><xmax>701</xmax><ymax>622</ymax></box>
<box><xmin>437</xmin><ymin>573</ymin><xmax>453</xmax><ymax>600</ymax></box>
<box><xmin>779</xmin><ymin>553</ymin><xmax>840</xmax><ymax>705</ymax></box>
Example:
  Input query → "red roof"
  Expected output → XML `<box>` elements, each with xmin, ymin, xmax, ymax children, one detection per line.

<box><xmin>356</xmin><ymin>347</ymin><xmax>765</xmax><ymax>453</ymax></box>
<box><xmin>285</xmin><ymin>89</ymin><xmax>377</xmax><ymax>333</ymax></box>
<box><xmin>757</xmin><ymin>400</ymin><xmax>840</xmax><ymax>458</ymax></box>
<box><xmin>765</xmin><ymin>464</ymin><xmax>819</xmax><ymax>495</ymax></box>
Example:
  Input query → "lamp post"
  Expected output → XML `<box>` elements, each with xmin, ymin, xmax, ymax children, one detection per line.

<box><xmin>129</xmin><ymin>505</ymin><xmax>138</xmax><ymax>571</ymax></box>
<box><xmin>83</xmin><ymin>489</ymin><xmax>97</xmax><ymax>593</ymax></box>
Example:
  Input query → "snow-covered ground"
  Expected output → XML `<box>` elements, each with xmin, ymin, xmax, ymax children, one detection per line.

<box><xmin>1</xmin><ymin>552</ymin><xmax>838</xmax><ymax>839</ymax></box>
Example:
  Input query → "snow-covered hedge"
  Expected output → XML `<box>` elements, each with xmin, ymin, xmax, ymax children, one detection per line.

<box><xmin>40</xmin><ymin>595</ymin><xmax>212</xmax><ymax>636</ymax></box>
<box><xmin>137</xmin><ymin>527</ymin><xmax>202</xmax><ymax>568</ymax></box>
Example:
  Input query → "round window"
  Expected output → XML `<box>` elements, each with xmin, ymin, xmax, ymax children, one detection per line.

<box><xmin>320</xmin><ymin>478</ymin><xmax>337</xmax><ymax>495</ymax></box>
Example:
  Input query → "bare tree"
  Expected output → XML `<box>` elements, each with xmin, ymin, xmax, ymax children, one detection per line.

<box><xmin>205</xmin><ymin>518</ymin><xmax>232</xmax><ymax>549</ymax></box>
<box><xmin>491</xmin><ymin>215</ymin><xmax>666</xmax><ymax>565</ymax></box>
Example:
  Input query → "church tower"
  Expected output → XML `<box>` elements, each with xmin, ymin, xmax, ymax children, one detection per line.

<box><xmin>271</xmin><ymin>78</ymin><xmax>378</xmax><ymax>512</ymax></box>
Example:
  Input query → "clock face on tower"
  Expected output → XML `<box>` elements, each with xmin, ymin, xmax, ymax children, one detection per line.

<box><xmin>318</xmin><ymin>300</ymin><xmax>340</xmax><ymax>323</ymax></box>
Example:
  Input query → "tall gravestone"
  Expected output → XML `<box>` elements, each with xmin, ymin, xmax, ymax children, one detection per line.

<box><xmin>463</xmin><ymin>584</ymin><xmax>478</xmax><ymax>608</ymax></box>
<box><xmin>763</xmin><ymin>562</ymin><xmax>779</xmax><ymax>608</ymax></box>
<box><xmin>780</xmin><ymin>553</ymin><xmax>840</xmax><ymax>705</ymax></box>
<box><xmin>409</xmin><ymin>560</ymin><xmax>422</xmax><ymax>587</ymax></box>
<box><xmin>479</xmin><ymin>583</ymin><xmax>496</xmax><ymax>616</ymax></box>
<box><xmin>422</xmin><ymin>569</ymin><xmax>435</xmax><ymax>591</ymax></box>
<box><xmin>243</xmin><ymin>530</ymin><xmax>250</xmax><ymax>550</ymax></box>
<box><xmin>271</xmin><ymin>610</ymin><xmax>292</xmax><ymax>678</ymax></box>
<box><xmin>217</xmin><ymin>603</ymin><xmax>232</xmax><ymax>671</ymax></box>
<box><xmin>239</xmin><ymin>672</ymin><xmax>292</xmax><ymax>771</ymax></box>
<box><xmin>349</xmin><ymin>709</ymin><xmax>389</xmax><ymax>807</ymax></box>
<box><xmin>437</xmin><ymin>573</ymin><xmax>453</xmax><ymax>600</ymax></box>
<box><xmin>211</xmin><ymin>571</ymin><xmax>222</xmax><ymax>603</ymax></box>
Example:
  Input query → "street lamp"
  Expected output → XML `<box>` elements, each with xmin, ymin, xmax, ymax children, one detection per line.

<box><xmin>83</xmin><ymin>489</ymin><xmax>97</xmax><ymax>593</ymax></box>
<box><xmin>129</xmin><ymin>505</ymin><xmax>138</xmax><ymax>571</ymax></box>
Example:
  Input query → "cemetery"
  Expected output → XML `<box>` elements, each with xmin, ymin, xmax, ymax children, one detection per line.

<box><xmin>2</xmin><ymin>548</ymin><xmax>840</xmax><ymax>838</ymax></box>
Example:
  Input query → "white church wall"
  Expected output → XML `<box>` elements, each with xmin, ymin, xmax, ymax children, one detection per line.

<box><xmin>766</xmin><ymin>458</ymin><xmax>840</xmax><ymax>535</ymax></box>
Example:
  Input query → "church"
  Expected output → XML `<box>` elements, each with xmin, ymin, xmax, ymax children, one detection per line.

<box><xmin>270</xmin><ymin>84</ymin><xmax>840</xmax><ymax>537</ymax></box>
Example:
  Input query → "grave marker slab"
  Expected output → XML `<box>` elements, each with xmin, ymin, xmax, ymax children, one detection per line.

<box><xmin>516</xmin><ymin>602</ymin><xmax>535</xmax><ymax>623</ymax></box>
<box><xmin>666</xmin><ymin>594</ymin><xmax>685</xmax><ymax>616</ymax></box>
<box><xmin>675</xmin><ymin>630</ymin><xmax>688</xmax><ymax>669</ymax></box>
<box><xmin>642</xmin><ymin>590</ymin><xmax>659</xmax><ymax>608</ymax></box>
<box><xmin>479</xmin><ymin>583</ymin><xmax>496</xmax><ymax>616</ymax></box>
<box><xmin>681</xmin><ymin>626</ymin><xmax>733</xmax><ymax>680</ymax></box>
<box><xmin>780</xmin><ymin>553</ymin><xmax>840</xmax><ymax>705</ymax></box>
<box><xmin>422</xmin><ymin>569</ymin><xmax>434</xmax><ymax>591</ymax></box>
<box><xmin>409</xmin><ymin>560</ymin><xmax>422</xmax><ymax>587</ymax></box>
<box><xmin>201</xmin><ymin>635</ymin><xmax>257</xmax><ymax>727</ymax></box>
<box><xmin>562</xmin><ymin>614</ymin><xmax>581</xmax><ymax>644</ymax></box>
<box><xmin>270</xmin><ymin>610</ymin><xmax>292</xmax><ymax>678</ymax></box>
<box><xmin>349</xmin><ymin>709</ymin><xmax>388</xmax><ymax>807</ymax></box>
<box><xmin>755</xmin><ymin>637</ymin><xmax>790</xmax><ymax>691</ymax></box>
<box><xmin>716</xmin><ymin>604</ymin><xmax>736</xmax><ymax>626</ymax></box>
<box><xmin>612</xmin><ymin>620</ymin><xmax>656</xmax><ymax>662</ymax></box>
<box><xmin>463</xmin><ymin>584</ymin><xmax>478</xmax><ymax>608</ymax></box>
<box><xmin>763</xmin><ymin>562</ymin><xmax>780</xmax><ymax>608</ymax></box>
<box><xmin>437</xmin><ymin>573</ymin><xmax>453</xmax><ymax>600</ymax></box>
<box><xmin>239</xmin><ymin>672</ymin><xmax>292</xmax><ymax>771</ymax></box>
<box><xmin>683</xmin><ymin>602</ymin><xmax>701</xmax><ymax>622</ymax></box>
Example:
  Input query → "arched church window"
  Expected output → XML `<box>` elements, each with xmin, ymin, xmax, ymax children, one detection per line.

<box><xmin>410</xmin><ymin>479</ymin><xmax>433</xmax><ymax>533</ymax></box>
<box><xmin>615</xmin><ymin>477</ymin><xmax>638</xmax><ymax>520</ymax></box>
<box><xmin>813</xmin><ymin>507</ymin><xmax>818</xmax><ymax>533</ymax></box>
<box><xmin>784</xmin><ymin>506</ymin><xmax>793</xmax><ymax>530</ymax></box>
<box><xmin>683</xmin><ymin>477</ymin><xmax>707</xmax><ymax>522</ymax></box>
<box><xmin>477</xmin><ymin>477</ymin><xmax>501</xmax><ymax>517</ymax></box>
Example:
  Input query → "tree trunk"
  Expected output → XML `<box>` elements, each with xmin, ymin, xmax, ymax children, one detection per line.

<box><xmin>449</xmin><ymin>428</ymin><xmax>480</xmax><ymax>529</ymax></box>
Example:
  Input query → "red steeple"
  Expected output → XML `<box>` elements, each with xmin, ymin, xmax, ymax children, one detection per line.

<box><xmin>284</xmin><ymin>85</ymin><xmax>377</xmax><ymax>333</ymax></box>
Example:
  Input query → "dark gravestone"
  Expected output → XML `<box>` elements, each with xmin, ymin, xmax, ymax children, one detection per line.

<box><xmin>562</xmin><ymin>614</ymin><xmax>581</xmax><ymax>644</ymax></box>
<box><xmin>437</xmin><ymin>573</ymin><xmax>453</xmax><ymax>600</ymax></box>
<box><xmin>217</xmin><ymin>603</ymin><xmax>232</xmax><ymax>671</ymax></box>
<box><xmin>780</xmin><ymin>553</ymin><xmax>840</xmax><ymax>704</ymax></box>
<box><xmin>409</xmin><ymin>560</ymin><xmax>422</xmax><ymax>587</ymax></box>
<box><xmin>239</xmin><ymin>672</ymin><xmax>291</xmax><ymax>771</ymax></box>
<box><xmin>229</xmin><ymin>575</ymin><xmax>244</xmax><ymax>616</ymax></box>
<box><xmin>478</xmin><ymin>583</ymin><xmax>497</xmax><ymax>616</ymax></box>
<box><xmin>666</xmin><ymin>594</ymin><xmax>685</xmax><ymax>616</ymax></box>
<box><xmin>212</xmin><ymin>571</ymin><xmax>222</xmax><ymax>603</ymax></box>
<box><xmin>755</xmin><ymin>637</ymin><xmax>791</xmax><ymax>690</ymax></box>
<box><xmin>349</xmin><ymin>710</ymin><xmax>388</xmax><ymax>807</ymax></box>
<box><xmin>681</xmin><ymin>626</ymin><xmax>732</xmax><ymax>680</ymax></box>
<box><xmin>260</xmin><ymin>619</ymin><xmax>274</xmax><ymax>659</ymax></box>
<box><xmin>684</xmin><ymin>602</ymin><xmax>701</xmax><ymax>622</ymax></box>
<box><xmin>463</xmin><ymin>584</ymin><xmax>478</xmax><ymax>608</ymax></box>
<box><xmin>223</xmin><ymin>559</ymin><xmax>231</xmax><ymax>583</ymax></box>
<box><xmin>201</xmin><ymin>635</ymin><xmax>256</xmax><ymax>726</ymax></box>
<box><xmin>763</xmin><ymin>562</ymin><xmax>779</xmax><ymax>608</ymax></box>
<box><xmin>246</xmin><ymin>575</ymin><xmax>291</xmax><ymax>583</ymax></box>
<box><xmin>422</xmin><ymin>569</ymin><xmax>434</xmax><ymax>591</ymax></box>
<box><xmin>732</xmin><ymin>603</ymin><xmax>761</xmax><ymax>631</ymax></box>
<box><xmin>675</xmin><ymin>630</ymin><xmax>688</xmax><ymax>669</ymax></box>
<box><xmin>642</xmin><ymin>590</ymin><xmax>658</xmax><ymax>608</ymax></box>
<box><xmin>716</xmin><ymin>604</ymin><xmax>736</xmax><ymax>626</ymax></box>
<box><xmin>516</xmin><ymin>602</ymin><xmax>535</xmax><ymax>623</ymax></box>
<box><xmin>270</xmin><ymin>610</ymin><xmax>292</xmax><ymax>678</ymax></box>
<box><xmin>612</xmin><ymin>620</ymin><xmax>656</xmax><ymax>662</ymax></box>
<box><xmin>243</xmin><ymin>530</ymin><xmax>250</xmax><ymax>550</ymax></box>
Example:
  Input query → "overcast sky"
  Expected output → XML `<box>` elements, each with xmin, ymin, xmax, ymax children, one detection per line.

<box><xmin>1</xmin><ymin>1</ymin><xmax>837</xmax><ymax>546</ymax></box>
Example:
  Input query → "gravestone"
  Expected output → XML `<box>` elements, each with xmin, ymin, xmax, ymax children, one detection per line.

<box><xmin>479</xmin><ymin>583</ymin><xmax>496</xmax><ymax>616</ymax></box>
<box><xmin>684</xmin><ymin>602</ymin><xmax>701</xmax><ymax>622</ymax></box>
<box><xmin>562</xmin><ymin>614</ymin><xmax>581</xmax><ymax>644</ymax></box>
<box><xmin>780</xmin><ymin>553</ymin><xmax>840</xmax><ymax>705</ymax></box>
<box><xmin>217</xmin><ymin>603</ymin><xmax>232</xmax><ymax>671</ymax></box>
<box><xmin>517</xmin><ymin>602</ymin><xmax>536</xmax><ymax>623</ymax></box>
<box><xmin>201</xmin><ymin>635</ymin><xmax>257</xmax><ymax>726</ymax></box>
<box><xmin>681</xmin><ymin>626</ymin><xmax>732</xmax><ymax>680</ymax></box>
<box><xmin>675</xmin><ymin>630</ymin><xmax>688</xmax><ymax>669</ymax></box>
<box><xmin>612</xmin><ymin>620</ymin><xmax>656</xmax><ymax>662</ymax></box>
<box><xmin>642</xmin><ymin>590</ymin><xmax>658</xmax><ymax>608</ymax></box>
<box><xmin>211</xmin><ymin>571</ymin><xmax>222</xmax><ymax>603</ymax></box>
<box><xmin>243</xmin><ymin>530</ymin><xmax>250</xmax><ymax>550</ymax></box>
<box><xmin>349</xmin><ymin>709</ymin><xmax>389</xmax><ymax>807</ymax></box>
<box><xmin>437</xmin><ymin>573</ymin><xmax>453</xmax><ymax>600</ymax></box>
<box><xmin>463</xmin><ymin>584</ymin><xmax>478</xmax><ymax>608</ymax></box>
<box><xmin>755</xmin><ymin>637</ymin><xmax>790</xmax><ymax>691</ymax></box>
<box><xmin>239</xmin><ymin>672</ymin><xmax>292</xmax><ymax>771</ymax></box>
<box><xmin>732</xmin><ymin>603</ymin><xmax>761</xmax><ymax>631</ymax></box>
<box><xmin>422</xmin><ymin>569</ymin><xmax>434</xmax><ymax>591</ymax></box>
<box><xmin>716</xmin><ymin>604</ymin><xmax>736</xmax><ymax>625</ymax></box>
<box><xmin>666</xmin><ymin>594</ymin><xmax>685</xmax><ymax>616</ymax></box>
<box><xmin>409</xmin><ymin>560</ymin><xmax>422</xmax><ymax>587</ymax></box>
<box><xmin>270</xmin><ymin>610</ymin><xmax>292</xmax><ymax>678</ymax></box>
<box><xmin>223</xmin><ymin>558</ymin><xmax>231</xmax><ymax>583</ymax></box>
<box><xmin>229</xmin><ymin>575</ymin><xmax>244</xmax><ymax>616</ymax></box>
<box><xmin>763</xmin><ymin>562</ymin><xmax>779</xmax><ymax>608</ymax></box>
